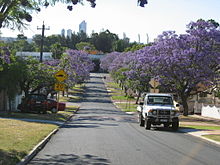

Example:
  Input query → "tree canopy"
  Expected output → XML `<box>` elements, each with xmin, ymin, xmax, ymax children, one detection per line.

<box><xmin>100</xmin><ymin>19</ymin><xmax>220</xmax><ymax>116</ymax></box>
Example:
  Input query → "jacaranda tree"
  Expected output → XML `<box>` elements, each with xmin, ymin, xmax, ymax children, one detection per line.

<box><xmin>148</xmin><ymin>20</ymin><xmax>220</xmax><ymax>115</ymax></box>
<box><xmin>100</xmin><ymin>20</ymin><xmax>220</xmax><ymax>116</ymax></box>
<box><xmin>60</xmin><ymin>50</ymin><xmax>94</xmax><ymax>87</ymax></box>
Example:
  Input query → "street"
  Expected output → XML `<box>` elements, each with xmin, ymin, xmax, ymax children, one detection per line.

<box><xmin>28</xmin><ymin>73</ymin><xmax>220</xmax><ymax>165</ymax></box>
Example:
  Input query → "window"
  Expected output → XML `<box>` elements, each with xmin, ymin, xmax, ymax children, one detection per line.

<box><xmin>147</xmin><ymin>96</ymin><xmax>173</xmax><ymax>105</ymax></box>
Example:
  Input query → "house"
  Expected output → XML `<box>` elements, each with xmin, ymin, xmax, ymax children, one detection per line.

<box><xmin>15</xmin><ymin>52</ymin><xmax>53</xmax><ymax>61</ymax></box>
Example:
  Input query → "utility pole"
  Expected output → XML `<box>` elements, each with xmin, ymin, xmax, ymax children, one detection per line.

<box><xmin>37</xmin><ymin>21</ymin><xmax>50</xmax><ymax>62</ymax></box>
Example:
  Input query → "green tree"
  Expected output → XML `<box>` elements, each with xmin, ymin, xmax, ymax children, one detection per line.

<box><xmin>77</xmin><ymin>31</ymin><xmax>88</xmax><ymax>42</ymax></box>
<box><xmin>17</xmin><ymin>34</ymin><xmax>27</xmax><ymax>40</ymax></box>
<box><xmin>10</xmin><ymin>34</ymin><xmax>34</xmax><ymax>52</ymax></box>
<box><xmin>50</xmin><ymin>42</ymin><xmax>66</xmax><ymax>59</ymax></box>
<box><xmin>125</xmin><ymin>42</ymin><xmax>149</xmax><ymax>52</ymax></box>
<box><xmin>0</xmin><ymin>0</ymin><xmax>40</xmax><ymax>30</ymax></box>
<box><xmin>90</xmin><ymin>30</ymin><xmax>119</xmax><ymax>53</ymax></box>
<box><xmin>0</xmin><ymin>59</ymin><xmax>24</xmax><ymax>112</ymax></box>
<box><xmin>32</xmin><ymin>34</ymin><xmax>42</xmax><ymax>51</ymax></box>
<box><xmin>15</xmin><ymin>57</ymin><xmax>57</xmax><ymax>96</ymax></box>
<box><xmin>70</xmin><ymin>33</ymin><xmax>80</xmax><ymax>49</ymax></box>
<box><xmin>76</xmin><ymin>41</ymin><xmax>95</xmax><ymax>51</ymax></box>
<box><xmin>113</xmin><ymin>38</ymin><xmax>130</xmax><ymax>52</ymax></box>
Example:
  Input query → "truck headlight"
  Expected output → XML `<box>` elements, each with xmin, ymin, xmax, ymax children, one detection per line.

<box><xmin>148</xmin><ymin>109</ymin><xmax>157</xmax><ymax>116</ymax></box>
<box><xmin>171</xmin><ymin>111</ymin><xmax>175</xmax><ymax>115</ymax></box>
<box><xmin>171</xmin><ymin>110</ymin><xmax>179</xmax><ymax>116</ymax></box>
<box><xmin>152</xmin><ymin>110</ymin><xmax>157</xmax><ymax>115</ymax></box>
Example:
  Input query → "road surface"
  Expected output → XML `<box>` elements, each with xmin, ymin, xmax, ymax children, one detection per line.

<box><xmin>29</xmin><ymin>73</ymin><xmax>220</xmax><ymax>165</ymax></box>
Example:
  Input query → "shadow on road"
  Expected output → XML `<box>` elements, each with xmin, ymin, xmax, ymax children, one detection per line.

<box><xmin>29</xmin><ymin>153</ymin><xmax>111</xmax><ymax>165</ymax></box>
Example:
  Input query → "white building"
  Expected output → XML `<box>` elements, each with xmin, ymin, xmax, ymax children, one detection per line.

<box><xmin>79</xmin><ymin>20</ymin><xmax>87</xmax><ymax>33</ymax></box>
<box><xmin>67</xmin><ymin>29</ymin><xmax>72</xmax><ymax>38</ymax></box>
<box><xmin>16</xmin><ymin>52</ymin><xmax>53</xmax><ymax>61</ymax></box>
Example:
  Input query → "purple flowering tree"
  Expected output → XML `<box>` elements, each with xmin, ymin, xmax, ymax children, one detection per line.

<box><xmin>60</xmin><ymin>50</ymin><xmax>94</xmax><ymax>87</ymax></box>
<box><xmin>101</xmin><ymin>20</ymin><xmax>220</xmax><ymax>116</ymax></box>
<box><xmin>100</xmin><ymin>49</ymin><xmax>152</xmax><ymax>103</ymax></box>
<box><xmin>148</xmin><ymin>20</ymin><xmax>220</xmax><ymax>115</ymax></box>
<box><xmin>124</xmin><ymin>48</ymin><xmax>153</xmax><ymax>103</ymax></box>
<box><xmin>0</xmin><ymin>46</ymin><xmax>10</xmax><ymax>69</ymax></box>
<box><xmin>100</xmin><ymin>52</ymin><xmax>120</xmax><ymax>72</ymax></box>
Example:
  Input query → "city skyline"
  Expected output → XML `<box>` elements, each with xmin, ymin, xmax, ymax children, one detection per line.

<box><xmin>0</xmin><ymin>0</ymin><xmax>220</xmax><ymax>43</ymax></box>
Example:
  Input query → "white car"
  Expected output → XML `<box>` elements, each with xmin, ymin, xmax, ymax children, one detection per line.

<box><xmin>137</xmin><ymin>93</ymin><xmax>180</xmax><ymax>131</ymax></box>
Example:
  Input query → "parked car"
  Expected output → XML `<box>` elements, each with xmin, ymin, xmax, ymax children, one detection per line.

<box><xmin>17</xmin><ymin>94</ymin><xmax>66</xmax><ymax>113</ymax></box>
<box><xmin>46</xmin><ymin>98</ymin><xmax>66</xmax><ymax>113</ymax></box>
<box><xmin>137</xmin><ymin>93</ymin><xmax>180</xmax><ymax>131</ymax></box>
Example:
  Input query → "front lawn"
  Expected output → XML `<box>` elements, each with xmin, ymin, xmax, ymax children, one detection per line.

<box><xmin>0</xmin><ymin>119</ymin><xmax>57</xmax><ymax>165</ymax></box>
<box><xmin>0</xmin><ymin>84</ymin><xmax>85</xmax><ymax>165</ymax></box>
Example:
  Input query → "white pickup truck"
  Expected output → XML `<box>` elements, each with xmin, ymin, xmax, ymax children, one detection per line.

<box><xmin>137</xmin><ymin>93</ymin><xmax>180</xmax><ymax>131</ymax></box>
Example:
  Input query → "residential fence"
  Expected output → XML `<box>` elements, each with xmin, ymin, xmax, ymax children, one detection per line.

<box><xmin>201</xmin><ymin>104</ymin><xmax>220</xmax><ymax>119</ymax></box>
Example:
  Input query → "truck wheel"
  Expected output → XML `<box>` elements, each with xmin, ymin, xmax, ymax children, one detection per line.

<box><xmin>145</xmin><ymin>119</ymin><xmax>151</xmax><ymax>130</ymax></box>
<box><xmin>172</xmin><ymin>121</ymin><xmax>179</xmax><ymax>131</ymax></box>
<box><xmin>51</xmin><ymin>107</ymin><xmax>58</xmax><ymax>113</ymax></box>
<box><xmin>139</xmin><ymin>113</ymin><xmax>145</xmax><ymax>127</ymax></box>
<box><xmin>164</xmin><ymin>123</ymin><xmax>170</xmax><ymax>128</ymax></box>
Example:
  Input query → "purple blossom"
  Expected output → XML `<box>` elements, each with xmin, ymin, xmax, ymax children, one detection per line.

<box><xmin>0</xmin><ymin>47</ymin><xmax>11</xmax><ymax>64</ymax></box>
<box><xmin>61</xmin><ymin>50</ymin><xmax>94</xmax><ymax>86</ymax></box>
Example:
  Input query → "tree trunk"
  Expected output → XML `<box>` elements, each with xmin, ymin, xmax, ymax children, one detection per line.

<box><xmin>8</xmin><ymin>96</ymin><xmax>12</xmax><ymax>114</ymax></box>
<box><xmin>181</xmin><ymin>95</ymin><xmax>189</xmax><ymax>116</ymax></box>
<box><xmin>3</xmin><ymin>90</ymin><xmax>7</xmax><ymax>111</ymax></box>
<box><xmin>136</xmin><ymin>91</ymin><xmax>141</xmax><ymax>104</ymax></box>
<box><xmin>0</xmin><ymin>19</ymin><xmax>3</xmax><ymax>29</ymax></box>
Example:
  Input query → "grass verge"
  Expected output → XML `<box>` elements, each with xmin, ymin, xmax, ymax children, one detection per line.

<box><xmin>0</xmin><ymin>119</ymin><xmax>57</xmax><ymax>165</ymax></box>
<box><xmin>202</xmin><ymin>135</ymin><xmax>220</xmax><ymax>142</ymax></box>
<box><xmin>180</xmin><ymin>124</ymin><xmax>220</xmax><ymax>142</ymax></box>
<box><xmin>105</xmin><ymin>80</ymin><xmax>137</xmax><ymax>112</ymax></box>
<box><xmin>180</xmin><ymin>124</ymin><xmax>220</xmax><ymax>130</ymax></box>
<box><xmin>0</xmin><ymin>106</ymin><xmax>78</xmax><ymax>165</ymax></box>
<box><xmin>0</xmin><ymin>83</ymin><xmax>85</xmax><ymax>165</ymax></box>
<box><xmin>0</xmin><ymin>105</ymin><xmax>78</xmax><ymax>122</ymax></box>
<box><xmin>115</xmin><ymin>102</ymin><xmax>137</xmax><ymax>112</ymax></box>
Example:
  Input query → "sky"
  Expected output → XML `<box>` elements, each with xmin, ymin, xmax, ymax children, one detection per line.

<box><xmin>0</xmin><ymin>0</ymin><xmax>220</xmax><ymax>43</ymax></box>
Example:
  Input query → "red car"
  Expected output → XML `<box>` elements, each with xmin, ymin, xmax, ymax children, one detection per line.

<box><xmin>46</xmin><ymin>98</ymin><xmax>66</xmax><ymax>113</ymax></box>
<box><xmin>17</xmin><ymin>94</ymin><xmax>66</xmax><ymax>113</ymax></box>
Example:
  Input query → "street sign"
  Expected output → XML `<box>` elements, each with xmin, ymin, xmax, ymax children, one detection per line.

<box><xmin>149</xmin><ymin>78</ymin><xmax>160</xmax><ymax>88</ymax></box>
<box><xmin>54</xmin><ymin>83</ymin><xmax>65</xmax><ymax>91</ymax></box>
<box><xmin>150</xmin><ymin>88</ymin><xmax>159</xmax><ymax>93</ymax></box>
<box><xmin>54</xmin><ymin>70</ymin><xmax>68</xmax><ymax>82</ymax></box>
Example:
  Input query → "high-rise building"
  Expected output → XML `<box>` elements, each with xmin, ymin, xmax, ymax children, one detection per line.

<box><xmin>67</xmin><ymin>29</ymin><xmax>72</xmax><ymax>38</ymax></box>
<box><xmin>61</xmin><ymin>29</ymin><xmax>65</xmax><ymax>37</ymax></box>
<box><xmin>138</xmin><ymin>34</ymin><xmax>140</xmax><ymax>43</ymax></box>
<box><xmin>123</xmin><ymin>32</ymin><xmax>126</xmax><ymax>39</ymax></box>
<box><xmin>79</xmin><ymin>20</ymin><xmax>87</xmax><ymax>33</ymax></box>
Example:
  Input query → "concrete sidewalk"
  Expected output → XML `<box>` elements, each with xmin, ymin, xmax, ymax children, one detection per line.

<box><xmin>180</xmin><ymin>115</ymin><xmax>220</xmax><ymax>145</ymax></box>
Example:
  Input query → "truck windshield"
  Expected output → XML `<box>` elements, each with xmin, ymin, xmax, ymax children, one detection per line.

<box><xmin>147</xmin><ymin>96</ymin><xmax>173</xmax><ymax>106</ymax></box>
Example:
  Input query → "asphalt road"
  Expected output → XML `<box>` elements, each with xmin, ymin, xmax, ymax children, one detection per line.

<box><xmin>28</xmin><ymin>73</ymin><xmax>220</xmax><ymax>165</ymax></box>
